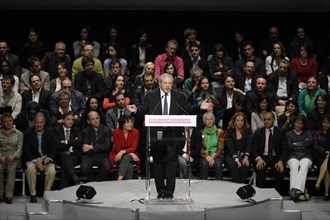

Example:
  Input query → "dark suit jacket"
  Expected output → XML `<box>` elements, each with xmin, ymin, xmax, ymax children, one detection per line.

<box><xmin>130</xmin><ymin>43</ymin><xmax>154</xmax><ymax>75</ymax></box>
<box><xmin>266</xmin><ymin>70</ymin><xmax>299</xmax><ymax>100</ymax></box>
<box><xmin>82</xmin><ymin>125</ymin><xmax>112</xmax><ymax>157</ymax></box>
<box><xmin>132</xmin><ymin>86</ymin><xmax>148</xmax><ymax>107</ymax></box>
<box><xmin>318</xmin><ymin>72</ymin><xmax>330</xmax><ymax>93</ymax></box>
<box><xmin>49</xmin><ymin>89</ymin><xmax>86</xmax><ymax>117</ymax></box>
<box><xmin>182</xmin><ymin>127</ymin><xmax>202</xmax><ymax>158</ymax></box>
<box><xmin>234</xmin><ymin>72</ymin><xmax>258</xmax><ymax>93</ymax></box>
<box><xmin>53</xmin><ymin>125</ymin><xmax>82</xmax><ymax>163</ymax></box>
<box><xmin>105</xmin><ymin>106</ymin><xmax>131</xmax><ymax>132</ymax></box>
<box><xmin>136</xmin><ymin>88</ymin><xmax>202</xmax><ymax>155</ymax></box>
<box><xmin>73</xmin><ymin>71</ymin><xmax>106</xmax><ymax>100</ymax></box>
<box><xmin>15</xmin><ymin>109</ymin><xmax>51</xmax><ymax>133</ymax></box>
<box><xmin>245</xmin><ymin>89</ymin><xmax>277</xmax><ymax>116</ymax></box>
<box><xmin>183</xmin><ymin>57</ymin><xmax>208</xmax><ymax>80</ymax></box>
<box><xmin>234</xmin><ymin>56</ymin><xmax>266</xmax><ymax>78</ymax></box>
<box><xmin>138</xmin><ymin>88</ymin><xmax>201</xmax><ymax>116</ymax></box>
<box><xmin>217</xmin><ymin>88</ymin><xmax>245</xmax><ymax>119</ymax></box>
<box><xmin>226</xmin><ymin>127</ymin><xmax>253</xmax><ymax>159</ymax></box>
<box><xmin>2</xmin><ymin>53</ymin><xmax>22</xmax><ymax>77</ymax></box>
<box><xmin>22</xmin><ymin>126</ymin><xmax>56</xmax><ymax>166</ymax></box>
<box><xmin>41</xmin><ymin>52</ymin><xmax>72</xmax><ymax>79</ymax></box>
<box><xmin>252</xmin><ymin>126</ymin><xmax>288</xmax><ymax>163</ymax></box>
<box><xmin>21</xmin><ymin>88</ymin><xmax>51</xmax><ymax>111</ymax></box>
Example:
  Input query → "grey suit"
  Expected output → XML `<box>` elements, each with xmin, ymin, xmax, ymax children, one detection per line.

<box><xmin>105</xmin><ymin>106</ymin><xmax>131</xmax><ymax>133</ymax></box>
<box><xmin>19</xmin><ymin>71</ymin><xmax>50</xmax><ymax>93</ymax></box>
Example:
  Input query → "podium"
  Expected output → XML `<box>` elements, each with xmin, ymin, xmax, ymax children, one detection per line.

<box><xmin>144</xmin><ymin>115</ymin><xmax>196</xmax><ymax>205</ymax></box>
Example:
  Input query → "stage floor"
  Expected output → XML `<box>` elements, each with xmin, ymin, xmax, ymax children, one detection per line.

<box><xmin>36</xmin><ymin>179</ymin><xmax>301</xmax><ymax>220</ymax></box>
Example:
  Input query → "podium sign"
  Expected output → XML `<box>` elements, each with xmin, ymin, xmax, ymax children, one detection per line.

<box><xmin>144</xmin><ymin>115</ymin><xmax>196</xmax><ymax>205</ymax></box>
<box><xmin>145</xmin><ymin>115</ymin><xmax>197</xmax><ymax>127</ymax></box>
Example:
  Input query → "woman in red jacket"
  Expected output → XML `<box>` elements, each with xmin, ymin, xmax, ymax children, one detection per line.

<box><xmin>109</xmin><ymin>115</ymin><xmax>139</xmax><ymax>180</ymax></box>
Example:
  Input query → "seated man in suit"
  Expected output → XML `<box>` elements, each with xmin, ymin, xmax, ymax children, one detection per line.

<box><xmin>105</xmin><ymin>91</ymin><xmax>131</xmax><ymax>134</ymax></box>
<box><xmin>81</xmin><ymin>111</ymin><xmax>112</xmax><ymax>182</ymax></box>
<box><xmin>266</xmin><ymin>59</ymin><xmax>299</xmax><ymax>115</ymax></box>
<box><xmin>252</xmin><ymin>111</ymin><xmax>288</xmax><ymax>193</ymax></box>
<box><xmin>22</xmin><ymin>112</ymin><xmax>56</xmax><ymax>203</ymax></box>
<box><xmin>19</xmin><ymin>56</ymin><xmax>50</xmax><ymax>93</ymax></box>
<box><xmin>21</xmin><ymin>74</ymin><xmax>51</xmax><ymax>111</ymax></box>
<box><xmin>49</xmin><ymin>78</ymin><xmax>86</xmax><ymax>122</ymax></box>
<box><xmin>53</xmin><ymin>111</ymin><xmax>83</xmax><ymax>189</ymax></box>
<box><xmin>50</xmin><ymin>90</ymin><xmax>81</xmax><ymax>127</ymax></box>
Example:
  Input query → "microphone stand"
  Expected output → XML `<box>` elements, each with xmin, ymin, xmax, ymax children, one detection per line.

<box><xmin>145</xmin><ymin>124</ymin><xmax>151</xmax><ymax>201</ymax></box>
<box><xmin>186</xmin><ymin>126</ymin><xmax>192</xmax><ymax>200</ymax></box>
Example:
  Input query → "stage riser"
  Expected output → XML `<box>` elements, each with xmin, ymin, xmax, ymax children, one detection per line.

<box><xmin>25</xmin><ymin>180</ymin><xmax>302</xmax><ymax>220</ymax></box>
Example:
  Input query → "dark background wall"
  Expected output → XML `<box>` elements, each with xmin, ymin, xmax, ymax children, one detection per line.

<box><xmin>0</xmin><ymin>10</ymin><xmax>329</xmax><ymax>63</ymax></box>
<box><xmin>1</xmin><ymin>0</ymin><xmax>329</xmax><ymax>11</ymax></box>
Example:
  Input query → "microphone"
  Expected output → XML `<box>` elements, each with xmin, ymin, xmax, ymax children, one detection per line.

<box><xmin>176</xmin><ymin>102</ymin><xmax>189</xmax><ymax>115</ymax></box>
<box><xmin>150</xmin><ymin>95</ymin><xmax>164</xmax><ymax>115</ymax></box>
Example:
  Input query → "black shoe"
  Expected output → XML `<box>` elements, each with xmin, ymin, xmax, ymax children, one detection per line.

<box><xmin>0</xmin><ymin>195</ymin><xmax>4</xmax><ymax>203</ymax></box>
<box><xmin>324</xmin><ymin>194</ymin><xmax>330</xmax><ymax>201</ymax></box>
<box><xmin>157</xmin><ymin>193</ymin><xmax>165</xmax><ymax>199</ymax></box>
<box><xmin>166</xmin><ymin>195</ymin><xmax>174</xmax><ymax>199</ymax></box>
<box><xmin>30</xmin><ymin>196</ymin><xmax>38</xmax><ymax>203</ymax></box>
<box><xmin>314</xmin><ymin>185</ymin><xmax>320</xmax><ymax>191</ymax></box>
<box><xmin>5</xmin><ymin>197</ymin><xmax>12</xmax><ymax>204</ymax></box>
<box><xmin>288</xmin><ymin>188</ymin><xmax>302</xmax><ymax>202</ymax></box>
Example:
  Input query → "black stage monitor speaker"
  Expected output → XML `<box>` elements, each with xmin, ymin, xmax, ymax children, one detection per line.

<box><xmin>236</xmin><ymin>184</ymin><xmax>256</xmax><ymax>200</ymax></box>
<box><xmin>76</xmin><ymin>185</ymin><xmax>96</xmax><ymax>200</ymax></box>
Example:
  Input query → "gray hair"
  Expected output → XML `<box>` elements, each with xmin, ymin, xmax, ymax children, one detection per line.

<box><xmin>58</xmin><ymin>89</ymin><xmax>71</xmax><ymax>100</ymax></box>
<box><xmin>203</xmin><ymin>112</ymin><xmax>215</xmax><ymax>123</ymax></box>
<box><xmin>159</xmin><ymin>73</ymin><xmax>173</xmax><ymax>85</ymax></box>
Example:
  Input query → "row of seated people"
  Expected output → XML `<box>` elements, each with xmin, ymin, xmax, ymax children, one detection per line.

<box><xmin>2</xmin><ymin>55</ymin><xmax>328</xmax><ymax>204</ymax></box>
<box><xmin>1</xmin><ymin>106</ymin><xmax>329</xmax><ymax>204</ymax></box>
<box><xmin>1</xmin><ymin>55</ymin><xmax>329</xmax><ymax>133</ymax></box>
<box><xmin>182</xmin><ymin>111</ymin><xmax>329</xmax><ymax>202</ymax></box>
<box><xmin>2</xmin><ymin>24</ymin><xmax>328</xmax><ymax>87</ymax></box>
<box><xmin>4</xmin><ymin>37</ymin><xmax>329</xmax><ymax>98</ymax></box>
<box><xmin>0</xmin><ymin>111</ymin><xmax>139</xmax><ymax>204</ymax></box>
<box><xmin>1</xmin><ymin>36</ymin><xmax>329</xmax><ymax>112</ymax></box>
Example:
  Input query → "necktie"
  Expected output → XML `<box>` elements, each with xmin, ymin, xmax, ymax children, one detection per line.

<box><xmin>119</xmin><ymin>110</ymin><xmax>123</xmax><ymax>119</ymax></box>
<box><xmin>65</xmin><ymin>129</ymin><xmax>70</xmax><ymax>141</ymax></box>
<box><xmin>268</xmin><ymin>129</ymin><xmax>273</xmax><ymax>159</ymax></box>
<box><xmin>37</xmin><ymin>134</ymin><xmax>43</xmax><ymax>155</ymax></box>
<box><xmin>163</xmin><ymin>93</ymin><xmax>168</xmax><ymax>115</ymax></box>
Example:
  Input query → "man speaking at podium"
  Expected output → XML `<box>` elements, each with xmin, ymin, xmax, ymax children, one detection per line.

<box><xmin>127</xmin><ymin>73</ymin><xmax>212</xmax><ymax>199</ymax></box>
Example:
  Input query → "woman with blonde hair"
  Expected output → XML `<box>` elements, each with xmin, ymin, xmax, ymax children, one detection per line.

<box><xmin>133</xmin><ymin>62</ymin><xmax>156</xmax><ymax>88</ymax></box>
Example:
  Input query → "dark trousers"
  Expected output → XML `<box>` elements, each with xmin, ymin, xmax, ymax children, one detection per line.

<box><xmin>225</xmin><ymin>154</ymin><xmax>251</xmax><ymax>183</ymax></box>
<box><xmin>81</xmin><ymin>154</ymin><xmax>110</xmax><ymax>182</ymax></box>
<box><xmin>57</xmin><ymin>151</ymin><xmax>81</xmax><ymax>189</ymax></box>
<box><xmin>152</xmin><ymin>142</ymin><xmax>178</xmax><ymax>197</ymax></box>
<box><xmin>254</xmin><ymin>156</ymin><xmax>285</xmax><ymax>193</ymax></box>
